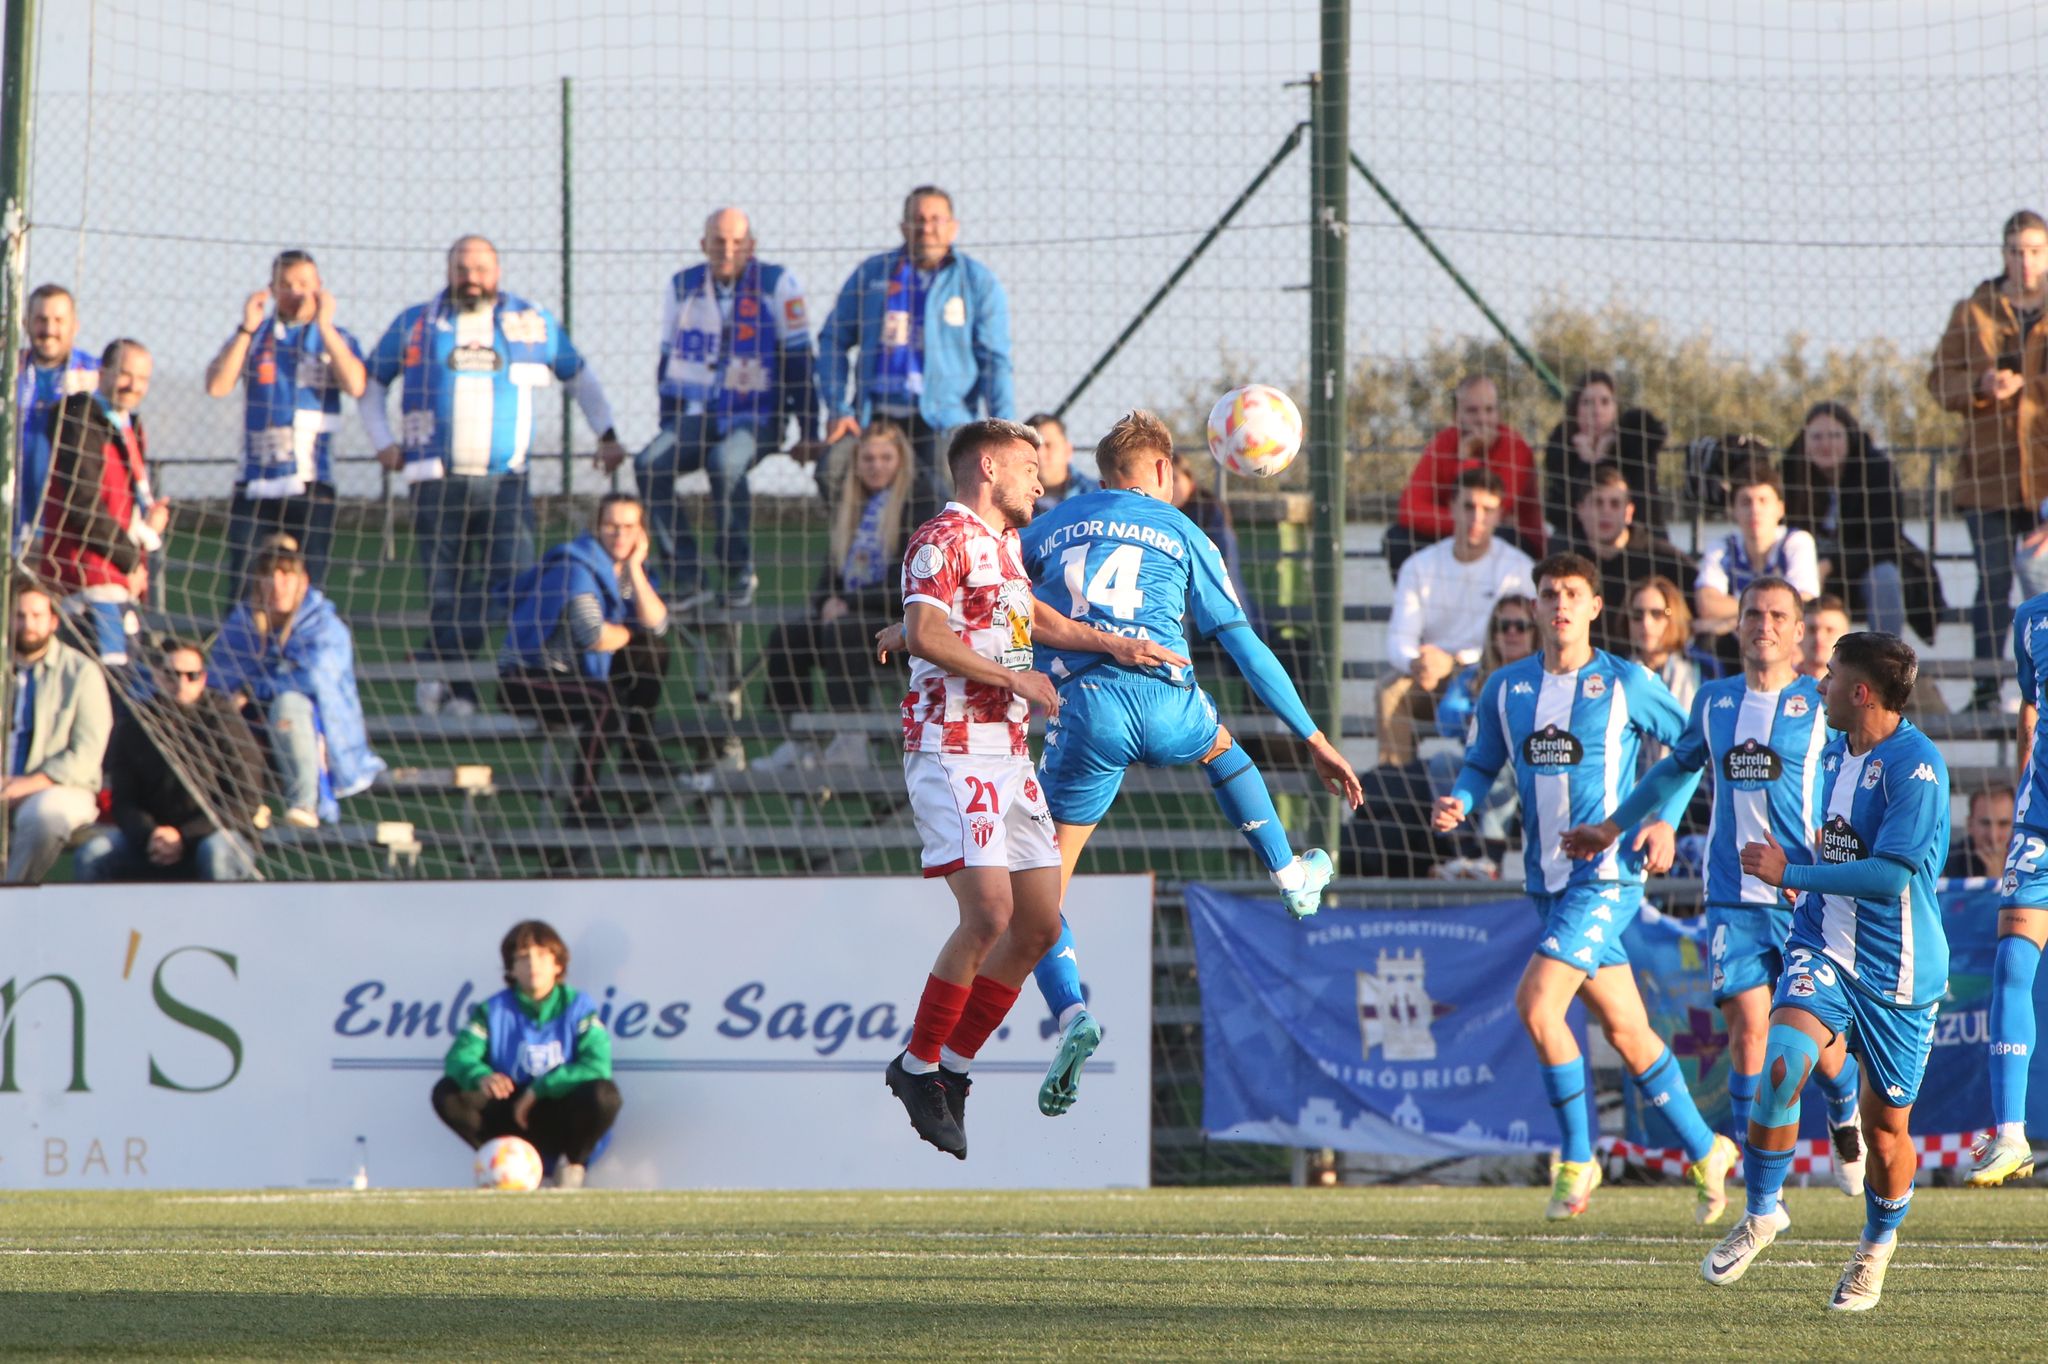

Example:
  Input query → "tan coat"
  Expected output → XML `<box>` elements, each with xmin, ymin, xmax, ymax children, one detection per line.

<box><xmin>1928</xmin><ymin>277</ymin><xmax>2048</xmax><ymax>512</ymax></box>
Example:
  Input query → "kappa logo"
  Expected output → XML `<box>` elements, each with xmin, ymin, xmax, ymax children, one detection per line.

<box><xmin>1825</xmin><ymin>753</ymin><xmax>1840</xmax><ymax>772</ymax></box>
<box><xmin>1714</xmin><ymin>695</ymin><xmax>1737</xmax><ymax>709</ymax></box>
<box><xmin>1572</xmin><ymin>946</ymin><xmax>1595</xmax><ymax>963</ymax></box>
<box><xmin>1862</xmin><ymin>759</ymin><xmax>1884</xmax><ymax>790</ymax></box>
<box><xmin>1911</xmin><ymin>763</ymin><xmax>1937</xmax><ymax>782</ymax></box>
<box><xmin>1541</xmin><ymin>936</ymin><xmax>1561</xmax><ymax>953</ymax></box>
<box><xmin>1238</xmin><ymin>820</ymin><xmax>1268</xmax><ymax>832</ymax></box>
<box><xmin>1585</xmin><ymin>925</ymin><xmax>1606</xmax><ymax>944</ymax></box>
<box><xmin>1511</xmin><ymin>681</ymin><xmax>1535</xmax><ymax>696</ymax></box>
<box><xmin>1590</xmin><ymin>905</ymin><xmax>1613</xmax><ymax>922</ymax></box>
<box><xmin>1583</xmin><ymin>674</ymin><xmax>1607</xmax><ymax>700</ymax></box>
<box><xmin>1784</xmin><ymin>694</ymin><xmax>1810</xmax><ymax>718</ymax></box>
<box><xmin>1056</xmin><ymin>946</ymin><xmax>1078</xmax><ymax>963</ymax></box>
<box><xmin>1887</xmin><ymin>1084</ymin><xmax>1906</xmax><ymax>1100</ymax></box>
<box><xmin>1599</xmin><ymin>886</ymin><xmax>1621</xmax><ymax>902</ymax></box>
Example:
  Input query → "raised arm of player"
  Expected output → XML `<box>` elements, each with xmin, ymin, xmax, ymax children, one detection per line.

<box><xmin>1436</xmin><ymin>671</ymin><xmax>1510</xmax><ymax>831</ymax></box>
<box><xmin>1562</xmin><ymin>683</ymin><xmax>1710</xmax><ymax>860</ymax></box>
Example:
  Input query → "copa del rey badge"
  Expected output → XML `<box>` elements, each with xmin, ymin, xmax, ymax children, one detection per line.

<box><xmin>909</xmin><ymin>543</ymin><xmax>945</xmax><ymax>580</ymax></box>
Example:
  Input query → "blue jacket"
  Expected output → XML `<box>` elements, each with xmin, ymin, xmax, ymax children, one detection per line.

<box><xmin>817</xmin><ymin>248</ymin><xmax>1014</xmax><ymax>428</ymax></box>
<box><xmin>210</xmin><ymin>588</ymin><xmax>385</xmax><ymax>817</ymax></box>
<box><xmin>503</xmin><ymin>533</ymin><xmax>638</xmax><ymax>680</ymax></box>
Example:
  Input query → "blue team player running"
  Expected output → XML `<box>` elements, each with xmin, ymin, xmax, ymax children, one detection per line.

<box><xmin>1433</xmin><ymin>552</ymin><xmax>1739</xmax><ymax>1222</ymax></box>
<box><xmin>1971</xmin><ymin>589</ymin><xmax>2048</xmax><ymax>1187</ymax></box>
<box><xmin>1015</xmin><ymin>410</ymin><xmax>1364</xmax><ymax>1113</ymax></box>
<box><xmin>1562</xmin><ymin>575</ymin><xmax>1868</xmax><ymax>1218</ymax></box>
<box><xmin>1702</xmin><ymin>631</ymin><xmax>1950</xmax><ymax>1312</ymax></box>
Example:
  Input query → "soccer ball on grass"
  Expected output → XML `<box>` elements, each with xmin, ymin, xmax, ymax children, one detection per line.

<box><xmin>1206</xmin><ymin>383</ymin><xmax>1304</xmax><ymax>478</ymax></box>
<box><xmin>475</xmin><ymin>1135</ymin><xmax>545</xmax><ymax>1191</ymax></box>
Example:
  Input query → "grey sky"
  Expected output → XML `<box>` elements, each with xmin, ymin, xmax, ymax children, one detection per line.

<box><xmin>16</xmin><ymin>0</ymin><xmax>2048</xmax><ymax>495</ymax></box>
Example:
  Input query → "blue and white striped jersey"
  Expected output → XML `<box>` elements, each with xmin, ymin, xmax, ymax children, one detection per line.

<box><xmin>1793</xmin><ymin>719</ymin><xmax>1950</xmax><ymax>1008</ymax></box>
<box><xmin>1667</xmin><ymin>673</ymin><xmax>1831</xmax><ymax>908</ymax></box>
<box><xmin>2012</xmin><ymin>592</ymin><xmax>2048</xmax><ymax>833</ymax></box>
<box><xmin>1455</xmin><ymin>649</ymin><xmax>1692</xmax><ymax>894</ymax></box>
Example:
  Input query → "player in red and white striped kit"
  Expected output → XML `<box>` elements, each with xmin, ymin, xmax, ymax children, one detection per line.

<box><xmin>884</xmin><ymin>418</ymin><xmax>1182</xmax><ymax>1158</ymax></box>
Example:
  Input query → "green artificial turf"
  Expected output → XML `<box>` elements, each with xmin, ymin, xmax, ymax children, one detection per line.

<box><xmin>5</xmin><ymin>1184</ymin><xmax>2046</xmax><ymax>1360</ymax></box>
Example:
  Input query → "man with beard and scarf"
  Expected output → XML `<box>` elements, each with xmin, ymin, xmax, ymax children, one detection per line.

<box><xmin>2</xmin><ymin>579</ymin><xmax>111</xmax><ymax>883</ymax></box>
<box><xmin>360</xmin><ymin>236</ymin><xmax>628</xmax><ymax>716</ymax></box>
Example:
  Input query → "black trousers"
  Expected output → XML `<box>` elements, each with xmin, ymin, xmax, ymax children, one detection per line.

<box><xmin>430</xmin><ymin>1075</ymin><xmax>623</xmax><ymax>1165</ymax></box>
<box><xmin>499</xmin><ymin>631</ymin><xmax>671</xmax><ymax>805</ymax></box>
<box><xmin>763</xmin><ymin>612</ymin><xmax>892</xmax><ymax>714</ymax></box>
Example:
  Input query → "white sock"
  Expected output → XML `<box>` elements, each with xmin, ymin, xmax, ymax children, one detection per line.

<box><xmin>938</xmin><ymin>1046</ymin><xmax>971</xmax><ymax>1075</ymax></box>
<box><xmin>899</xmin><ymin>1051</ymin><xmax>939</xmax><ymax>1075</ymax></box>
<box><xmin>1997</xmin><ymin>1121</ymin><xmax>2027</xmax><ymax>1141</ymax></box>
<box><xmin>1057</xmin><ymin>1003</ymin><xmax>1086</xmax><ymax>1032</ymax></box>
<box><xmin>1272</xmin><ymin>857</ymin><xmax>1307</xmax><ymax>893</ymax></box>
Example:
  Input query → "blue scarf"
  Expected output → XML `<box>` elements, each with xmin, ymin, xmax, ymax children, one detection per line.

<box><xmin>840</xmin><ymin>489</ymin><xmax>893</xmax><ymax>591</ymax></box>
<box><xmin>872</xmin><ymin>252</ymin><xmax>927</xmax><ymax>405</ymax></box>
<box><xmin>663</xmin><ymin>260</ymin><xmax>776</xmax><ymax>424</ymax></box>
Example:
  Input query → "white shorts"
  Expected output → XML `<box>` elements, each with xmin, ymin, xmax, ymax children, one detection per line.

<box><xmin>903</xmin><ymin>750</ymin><xmax>1061</xmax><ymax>879</ymax></box>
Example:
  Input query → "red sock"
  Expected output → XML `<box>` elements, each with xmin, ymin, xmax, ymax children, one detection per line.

<box><xmin>941</xmin><ymin>975</ymin><xmax>1022</xmax><ymax>1062</ymax></box>
<box><xmin>908</xmin><ymin>974</ymin><xmax>972</xmax><ymax>1064</ymax></box>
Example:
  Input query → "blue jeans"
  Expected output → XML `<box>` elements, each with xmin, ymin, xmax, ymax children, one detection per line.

<box><xmin>268</xmin><ymin>691</ymin><xmax>323</xmax><ymax>813</ymax></box>
<box><xmin>410</xmin><ymin>473</ymin><xmax>535</xmax><ymax>664</ymax></box>
<box><xmin>1964</xmin><ymin>508</ymin><xmax>2048</xmax><ymax>669</ymax></box>
<box><xmin>75</xmin><ymin>825</ymin><xmax>257</xmax><ymax>882</ymax></box>
<box><xmin>636</xmin><ymin>417</ymin><xmax>762</xmax><ymax>593</ymax></box>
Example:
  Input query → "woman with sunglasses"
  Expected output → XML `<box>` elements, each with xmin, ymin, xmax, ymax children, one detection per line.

<box><xmin>1432</xmin><ymin>594</ymin><xmax>1538</xmax><ymax>850</ymax></box>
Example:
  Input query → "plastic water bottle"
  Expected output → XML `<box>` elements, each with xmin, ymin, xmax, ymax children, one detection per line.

<box><xmin>352</xmin><ymin>1135</ymin><xmax>369</xmax><ymax>1191</ymax></box>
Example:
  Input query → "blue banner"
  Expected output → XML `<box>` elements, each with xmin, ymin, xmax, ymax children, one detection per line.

<box><xmin>1188</xmin><ymin>888</ymin><xmax>1579</xmax><ymax>1158</ymax></box>
<box><xmin>1624</xmin><ymin>880</ymin><xmax>2048</xmax><ymax>1141</ymax></box>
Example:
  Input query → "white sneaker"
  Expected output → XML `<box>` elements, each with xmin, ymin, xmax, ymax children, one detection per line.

<box><xmin>445</xmin><ymin>696</ymin><xmax>479</xmax><ymax>718</ymax></box>
<box><xmin>1831</xmin><ymin>1115</ymin><xmax>1868</xmax><ymax>1197</ymax></box>
<box><xmin>550</xmin><ymin>1161</ymin><xmax>586</xmax><ymax>1190</ymax></box>
<box><xmin>1966</xmin><ymin>1128</ymin><xmax>2036</xmax><ymax>1187</ymax></box>
<box><xmin>1767</xmin><ymin>1200</ymin><xmax>1792</xmax><ymax>1235</ymax></box>
<box><xmin>752</xmin><ymin>739</ymin><xmax>816</xmax><ymax>772</ymax></box>
<box><xmin>284</xmin><ymin>808</ymin><xmax>319</xmax><ymax>829</ymax></box>
<box><xmin>1701</xmin><ymin>1211</ymin><xmax>1778</xmax><ymax>1286</ymax></box>
<box><xmin>415</xmin><ymin>679</ymin><xmax>448</xmax><ymax>716</ymax></box>
<box><xmin>1828</xmin><ymin>1238</ymin><xmax>1895</xmax><ymax>1311</ymax></box>
<box><xmin>819</xmin><ymin>731</ymin><xmax>869</xmax><ymax>768</ymax></box>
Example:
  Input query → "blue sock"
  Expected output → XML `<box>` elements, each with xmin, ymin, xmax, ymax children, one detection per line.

<box><xmin>1991</xmin><ymin>936</ymin><xmax>2043</xmax><ymax>1126</ymax></box>
<box><xmin>1631</xmin><ymin>1048</ymin><xmax>1716</xmax><ymax>1164</ymax></box>
<box><xmin>1817</xmin><ymin>1052</ymin><xmax>1862</xmax><ymax>1128</ymax></box>
<box><xmin>1205</xmin><ymin>745</ymin><xmax>1292</xmax><ymax>873</ymax></box>
<box><xmin>1541</xmin><ymin>1059</ymin><xmax>1593</xmax><ymax>1164</ymax></box>
<box><xmin>1031</xmin><ymin>916</ymin><xmax>1086</xmax><ymax>1023</ymax></box>
<box><xmin>1863</xmin><ymin>1186</ymin><xmax>1912</xmax><ymax>1245</ymax></box>
<box><xmin>1727</xmin><ymin>1069</ymin><xmax>1760</xmax><ymax>1138</ymax></box>
<box><xmin>1744</xmin><ymin>1140</ymin><xmax>1795</xmax><ymax>1219</ymax></box>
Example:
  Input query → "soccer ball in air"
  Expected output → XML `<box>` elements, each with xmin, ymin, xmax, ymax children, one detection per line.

<box><xmin>474</xmin><ymin>1136</ymin><xmax>544</xmax><ymax>1191</ymax></box>
<box><xmin>1206</xmin><ymin>384</ymin><xmax>1304</xmax><ymax>478</ymax></box>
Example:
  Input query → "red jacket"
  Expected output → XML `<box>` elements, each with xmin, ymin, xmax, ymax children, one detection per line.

<box><xmin>1395</xmin><ymin>423</ymin><xmax>1546</xmax><ymax>555</ymax></box>
<box><xmin>38</xmin><ymin>391</ymin><xmax>150</xmax><ymax>593</ymax></box>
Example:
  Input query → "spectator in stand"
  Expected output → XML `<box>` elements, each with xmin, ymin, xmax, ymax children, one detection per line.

<box><xmin>360</xmin><ymin>235</ymin><xmax>626</xmax><ymax>717</ymax></box>
<box><xmin>3</xmin><ymin>580</ymin><xmax>110</xmax><ymax>884</ymax></box>
<box><xmin>13</xmin><ymin>283</ymin><xmax>99</xmax><ymax>557</ymax></box>
<box><xmin>625</xmin><ymin>207</ymin><xmax>821</xmax><ymax>612</ymax></box>
<box><xmin>1928</xmin><ymin>210</ymin><xmax>2048</xmax><ymax>711</ymax></box>
<box><xmin>1799</xmin><ymin>592</ymin><xmax>1851</xmax><ymax>681</ymax></box>
<box><xmin>1379</xmin><ymin>468</ymin><xmax>1535</xmax><ymax>767</ymax></box>
<box><xmin>75</xmin><ymin>639</ymin><xmax>265</xmax><ymax>883</ymax></box>
<box><xmin>818</xmin><ymin>186</ymin><xmax>1014</xmax><ymax>526</ymax></box>
<box><xmin>1782</xmin><ymin>400</ymin><xmax>1942</xmax><ymax>643</ymax></box>
<box><xmin>1430</xmin><ymin>592</ymin><xmax>1536</xmax><ymax>855</ymax></box>
<box><xmin>433</xmin><ymin>919</ymin><xmax>621</xmax><ymax>1191</ymax></box>
<box><xmin>499</xmin><ymin>494</ymin><xmax>673</xmax><ymax>823</ymax></box>
<box><xmin>210</xmin><ymin>538</ymin><xmax>385</xmax><ymax>829</ymax></box>
<box><xmin>37</xmin><ymin>338</ymin><xmax>168</xmax><ymax>665</ymax></box>
<box><xmin>203</xmin><ymin>251</ymin><xmax>366</xmax><ymax>597</ymax></box>
<box><xmin>1563</xmin><ymin>463</ymin><xmax>1695</xmax><ymax>654</ymax></box>
<box><xmin>1387</xmin><ymin>374</ymin><xmax>1544</xmax><ymax>574</ymax></box>
<box><xmin>755</xmin><ymin>423</ymin><xmax>915</xmax><ymax>772</ymax></box>
<box><xmin>1029</xmin><ymin>412</ymin><xmax>1098</xmax><ymax>514</ymax></box>
<box><xmin>1946</xmin><ymin>783</ymin><xmax>2016</xmax><ymax>880</ymax></box>
<box><xmin>1693</xmin><ymin>460</ymin><xmax>1820</xmax><ymax>640</ymax></box>
<box><xmin>1541</xmin><ymin>369</ymin><xmax>1670</xmax><ymax>538</ymax></box>
<box><xmin>1626</xmin><ymin>576</ymin><xmax>1722</xmax><ymax>782</ymax></box>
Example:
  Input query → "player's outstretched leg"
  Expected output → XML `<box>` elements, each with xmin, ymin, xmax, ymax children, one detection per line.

<box><xmin>1517</xmin><ymin>957</ymin><xmax>1600</xmax><ymax>1218</ymax></box>
<box><xmin>1031</xmin><ymin>916</ymin><xmax>1101</xmax><ymax>1116</ymax></box>
<box><xmin>1833</xmin><ymin>1098</ymin><xmax>1916</xmax><ymax>1312</ymax></box>
<box><xmin>1972</xmin><ymin>929</ymin><xmax>2043</xmax><ymax>1187</ymax></box>
<box><xmin>1815</xmin><ymin>1047</ymin><xmax>1867</xmax><ymax>1196</ymax></box>
<box><xmin>1704</xmin><ymin>1020</ymin><xmax>1816</xmax><ymax>1285</ymax></box>
<box><xmin>1200</xmin><ymin>738</ymin><xmax>1329</xmax><ymax>919</ymax></box>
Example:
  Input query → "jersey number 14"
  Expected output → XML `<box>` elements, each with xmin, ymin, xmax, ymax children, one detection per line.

<box><xmin>1059</xmin><ymin>543</ymin><xmax>1146</xmax><ymax>620</ymax></box>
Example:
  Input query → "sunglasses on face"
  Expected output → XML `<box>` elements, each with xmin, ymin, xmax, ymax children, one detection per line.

<box><xmin>1628</xmin><ymin>608</ymin><xmax>1671</xmax><ymax>622</ymax></box>
<box><xmin>170</xmin><ymin>668</ymin><xmax>206</xmax><ymax>681</ymax></box>
<box><xmin>1494</xmin><ymin>619</ymin><xmax>1533</xmax><ymax>635</ymax></box>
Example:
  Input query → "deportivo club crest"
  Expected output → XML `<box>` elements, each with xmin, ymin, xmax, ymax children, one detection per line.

<box><xmin>1583</xmin><ymin>673</ymin><xmax>1606</xmax><ymax>699</ymax></box>
<box><xmin>1862</xmin><ymin>759</ymin><xmax>1884</xmax><ymax>790</ymax></box>
<box><xmin>1784</xmin><ymin>694</ymin><xmax>1810</xmax><ymax>718</ymax></box>
<box><xmin>1356</xmin><ymin>949</ymin><xmax>1455</xmax><ymax>1062</ymax></box>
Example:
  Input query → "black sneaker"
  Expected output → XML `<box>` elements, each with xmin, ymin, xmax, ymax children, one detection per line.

<box><xmin>885</xmin><ymin>1053</ymin><xmax>966</xmax><ymax>1159</ymax></box>
<box><xmin>942</xmin><ymin>1069</ymin><xmax>973</xmax><ymax>1134</ymax></box>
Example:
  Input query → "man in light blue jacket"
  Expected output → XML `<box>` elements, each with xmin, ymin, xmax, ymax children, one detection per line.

<box><xmin>818</xmin><ymin>186</ymin><xmax>1014</xmax><ymax>525</ymax></box>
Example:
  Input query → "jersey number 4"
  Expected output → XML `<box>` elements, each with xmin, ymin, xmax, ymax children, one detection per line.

<box><xmin>1058</xmin><ymin>543</ymin><xmax>1147</xmax><ymax>620</ymax></box>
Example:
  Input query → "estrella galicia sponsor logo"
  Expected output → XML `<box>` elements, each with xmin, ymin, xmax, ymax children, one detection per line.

<box><xmin>1721</xmin><ymin>739</ymin><xmax>1782</xmax><ymax>785</ymax></box>
<box><xmin>446</xmin><ymin>342</ymin><xmax>502</xmax><ymax>372</ymax></box>
<box><xmin>1819</xmin><ymin>814</ymin><xmax>1868</xmax><ymax>864</ymax></box>
<box><xmin>1521</xmin><ymin>724</ymin><xmax>1583</xmax><ymax>769</ymax></box>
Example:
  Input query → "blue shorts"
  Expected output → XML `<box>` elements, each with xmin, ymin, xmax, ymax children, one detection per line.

<box><xmin>1772</xmin><ymin>939</ymin><xmax>1937</xmax><ymax>1108</ymax></box>
<box><xmin>1707</xmin><ymin>903</ymin><xmax>1793</xmax><ymax>1004</ymax></box>
<box><xmin>1999</xmin><ymin>826</ymin><xmax>2048</xmax><ymax>909</ymax></box>
<box><xmin>1039</xmin><ymin>672</ymin><xmax>1221</xmax><ymax>826</ymax></box>
<box><xmin>1531</xmin><ymin>883</ymin><xmax>1642</xmax><ymax>976</ymax></box>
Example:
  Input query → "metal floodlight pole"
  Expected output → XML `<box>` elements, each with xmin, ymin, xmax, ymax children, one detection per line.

<box><xmin>0</xmin><ymin>0</ymin><xmax>36</xmax><ymax>881</ymax></box>
<box><xmin>1348</xmin><ymin>148</ymin><xmax>1565</xmax><ymax>401</ymax></box>
<box><xmin>1051</xmin><ymin>123</ymin><xmax>1305</xmax><ymax>422</ymax></box>
<box><xmin>1309</xmin><ymin>1</ymin><xmax>1349</xmax><ymax>857</ymax></box>
<box><xmin>559</xmin><ymin>75</ymin><xmax>575</xmax><ymax>503</ymax></box>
